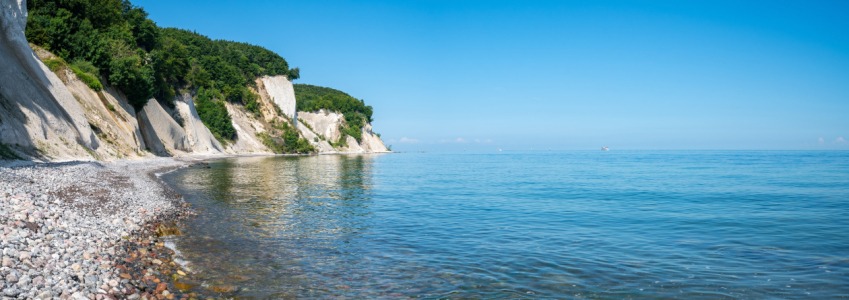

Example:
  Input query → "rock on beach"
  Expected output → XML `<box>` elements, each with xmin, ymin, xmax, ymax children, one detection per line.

<box><xmin>0</xmin><ymin>158</ymin><xmax>202</xmax><ymax>300</ymax></box>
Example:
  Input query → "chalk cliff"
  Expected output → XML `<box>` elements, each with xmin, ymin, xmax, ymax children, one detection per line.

<box><xmin>360</xmin><ymin>123</ymin><xmax>389</xmax><ymax>152</ymax></box>
<box><xmin>297</xmin><ymin>110</ymin><xmax>390</xmax><ymax>153</ymax></box>
<box><xmin>173</xmin><ymin>94</ymin><xmax>225</xmax><ymax>154</ymax></box>
<box><xmin>0</xmin><ymin>1</ymin><xmax>390</xmax><ymax>161</ymax></box>
<box><xmin>0</xmin><ymin>0</ymin><xmax>101</xmax><ymax>160</ymax></box>
<box><xmin>224</xmin><ymin>102</ymin><xmax>271</xmax><ymax>154</ymax></box>
<box><xmin>138</xmin><ymin>99</ymin><xmax>190</xmax><ymax>156</ymax></box>
<box><xmin>259</xmin><ymin>75</ymin><xmax>297</xmax><ymax>120</ymax></box>
<box><xmin>298</xmin><ymin>110</ymin><xmax>344</xmax><ymax>142</ymax></box>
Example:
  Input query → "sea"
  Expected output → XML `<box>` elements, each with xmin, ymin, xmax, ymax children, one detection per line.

<box><xmin>159</xmin><ymin>151</ymin><xmax>849</xmax><ymax>299</ymax></box>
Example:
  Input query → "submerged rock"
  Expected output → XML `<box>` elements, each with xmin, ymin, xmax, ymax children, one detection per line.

<box><xmin>155</xmin><ymin>222</ymin><xmax>181</xmax><ymax>237</ymax></box>
<box><xmin>210</xmin><ymin>285</ymin><xmax>238</xmax><ymax>293</ymax></box>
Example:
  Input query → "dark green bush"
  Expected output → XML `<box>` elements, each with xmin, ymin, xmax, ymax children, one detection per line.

<box><xmin>109</xmin><ymin>55</ymin><xmax>155</xmax><ymax>112</ymax></box>
<box><xmin>43</xmin><ymin>59</ymin><xmax>66</xmax><ymax>72</ymax></box>
<box><xmin>263</xmin><ymin>121</ymin><xmax>315</xmax><ymax>154</ymax></box>
<box><xmin>69</xmin><ymin>58</ymin><xmax>98</xmax><ymax>74</ymax></box>
<box><xmin>194</xmin><ymin>87</ymin><xmax>235</xmax><ymax>144</ymax></box>
<box><xmin>69</xmin><ymin>65</ymin><xmax>103</xmax><ymax>91</ymax></box>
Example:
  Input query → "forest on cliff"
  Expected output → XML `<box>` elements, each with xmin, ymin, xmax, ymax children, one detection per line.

<box><xmin>25</xmin><ymin>0</ymin><xmax>299</xmax><ymax>113</ymax></box>
<box><xmin>22</xmin><ymin>0</ymin><xmax>380</xmax><ymax>153</ymax></box>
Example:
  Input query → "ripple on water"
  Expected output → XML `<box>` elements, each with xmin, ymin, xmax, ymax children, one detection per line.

<box><xmin>160</xmin><ymin>151</ymin><xmax>849</xmax><ymax>299</ymax></box>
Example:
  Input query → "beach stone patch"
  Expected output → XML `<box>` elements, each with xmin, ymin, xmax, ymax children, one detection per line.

<box><xmin>0</xmin><ymin>158</ymin><xmax>233</xmax><ymax>299</ymax></box>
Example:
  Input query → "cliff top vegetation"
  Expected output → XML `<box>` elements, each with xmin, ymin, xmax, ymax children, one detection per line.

<box><xmin>25</xmin><ymin>0</ymin><xmax>299</xmax><ymax>113</ymax></box>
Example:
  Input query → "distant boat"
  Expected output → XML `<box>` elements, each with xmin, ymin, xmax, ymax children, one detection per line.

<box><xmin>601</xmin><ymin>147</ymin><xmax>609</xmax><ymax>151</ymax></box>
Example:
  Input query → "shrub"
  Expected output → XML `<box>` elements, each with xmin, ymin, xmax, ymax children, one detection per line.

<box><xmin>243</xmin><ymin>89</ymin><xmax>261</xmax><ymax>116</ymax></box>
<box><xmin>69</xmin><ymin>58</ymin><xmax>99</xmax><ymax>74</ymax></box>
<box><xmin>194</xmin><ymin>87</ymin><xmax>235</xmax><ymax>144</ymax></box>
<box><xmin>107</xmin><ymin>104</ymin><xmax>115</xmax><ymax>111</ymax></box>
<box><xmin>69</xmin><ymin>65</ymin><xmax>103</xmax><ymax>91</ymax></box>
<box><xmin>43</xmin><ymin>58</ymin><xmax>66</xmax><ymax>72</ymax></box>
<box><xmin>332</xmin><ymin>133</ymin><xmax>349</xmax><ymax>149</ymax></box>
<box><xmin>263</xmin><ymin>120</ymin><xmax>315</xmax><ymax>154</ymax></box>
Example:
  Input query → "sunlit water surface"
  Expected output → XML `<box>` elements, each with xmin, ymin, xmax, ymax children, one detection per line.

<box><xmin>160</xmin><ymin>151</ymin><xmax>849</xmax><ymax>299</ymax></box>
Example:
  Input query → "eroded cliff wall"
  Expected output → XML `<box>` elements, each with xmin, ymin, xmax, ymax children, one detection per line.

<box><xmin>259</xmin><ymin>75</ymin><xmax>297</xmax><ymax>120</ymax></box>
<box><xmin>223</xmin><ymin>102</ymin><xmax>271</xmax><ymax>154</ymax></box>
<box><xmin>298</xmin><ymin>110</ymin><xmax>344</xmax><ymax>143</ymax></box>
<box><xmin>173</xmin><ymin>94</ymin><xmax>224</xmax><ymax>154</ymax></box>
<box><xmin>0</xmin><ymin>0</ymin><xmax>101</xmax><ymax>160</ymax></box>
<box><xmin>297</xmin><ymin>110</ymin><xmax>390</xmax><ymax>153</ymax></box>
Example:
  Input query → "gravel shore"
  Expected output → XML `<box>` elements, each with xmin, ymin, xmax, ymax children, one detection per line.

<box><xmin>0</xmin><ymin>158</ymin><xmax>200</xmax><ymax>300</ymax></box>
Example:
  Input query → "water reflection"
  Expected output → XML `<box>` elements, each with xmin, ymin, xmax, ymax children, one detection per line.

<box><xmin>164</xmin><ymin>155</ymin><xmax>378</xmax><ymax>298</ymax></box>
<box><xmin>161</xmin><ymin>151</ymin><xmax>849</xmax><ymax>299</ymax></box>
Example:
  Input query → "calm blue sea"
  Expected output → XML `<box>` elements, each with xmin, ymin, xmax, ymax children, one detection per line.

<box><xmin>160</xmin><ymin>151</ymin><xmax>849</xmax><ymax>299</ymax></box>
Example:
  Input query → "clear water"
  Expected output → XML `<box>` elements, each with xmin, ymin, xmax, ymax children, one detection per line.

<box><xmin>160</xmin><ymin>151</ymin><xmax>849</xmax><ymax>299</ymax></box>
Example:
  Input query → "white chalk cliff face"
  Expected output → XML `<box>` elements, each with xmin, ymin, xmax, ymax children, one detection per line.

<box><xmin>298</xmin><ymin>110</ymin><xmax>344</xmax><ymax>142</ymax></box>
<box><xmin>63</xmin><ymin>66</ymin><xmax>146</xmax><ymax>158</ymax></box>
<box><xmin>260</xmin><ymin>75</ymin><xmax>297</xmax><ymax>120</ymax></box>
<box><xmin>360</xmin><ymin>123</ymin><xmax>389</xmax><ymax>152</ymax></box>
<box><xmin>297</xmin><ymin>110</ymin><xmax>390</xmax><ymax>153</ymax></box>
<box><xmin>295</xmin><ymin>123</ymin><xmax>334</xmax><ymax>152</ymax></box>
<box><xmin>135</xmin><ymin>93</ymin><xmax>231</xmax><ymax>156</ymax></box>
<box><xmin>30</xmin><ymin>43</ymin><xmax>147</xmax><ymax>159</ymax></box>
<box><xmin>173</xmin><ymin>93</ymin><xmax>224</xmax><ymax>154</ymax></box>
<box><xmin>138</xmin><ymin>99</ymin><xmax>190</xmax><ymax>156</ymax></box>
<box><xmin>223</xmin><ymin>102</ymin><xmax>271</xmax><ymax>154</ymax></box>
<box><xmin>0</xmin><ymin>0</ymin><xmax>101</xmax><ymax>160</ymax></box>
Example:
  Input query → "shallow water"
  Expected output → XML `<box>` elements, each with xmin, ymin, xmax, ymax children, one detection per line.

<box><xmin>160</xmin><ymin>151</ymin><xmax>849</xmax><ymax>299</ymax></box>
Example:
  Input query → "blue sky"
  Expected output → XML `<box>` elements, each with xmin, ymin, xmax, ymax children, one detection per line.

<box><xmin>134</xmin><ymin>0</ymin><xmax>849</xmax><ymax>150</ymax></box>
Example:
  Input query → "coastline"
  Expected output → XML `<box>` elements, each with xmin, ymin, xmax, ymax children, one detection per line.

<box><xmin>0</xmin><ymin>151</ymin><xmax>392</xmax><ymax>300</ymax></box>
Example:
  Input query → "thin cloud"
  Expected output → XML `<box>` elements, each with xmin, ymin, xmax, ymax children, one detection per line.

<box><xmin>835</xmin><ymin>137</ymin><xmax>847</xmax><ymax>144</ymax></box>
<box><xmin>399</xmin><ymin>137</ymin><xmax>420</xmax><ymax>143</ymax></box>
<box><xmin>456</xmin><ymin>138</ymin><xmax>466</xmax><ymax>143</ymax></box>
<box><xmin>819</xmin><ymin>138</ymin><xmax>826</xmax><ymax>143</ymax></box>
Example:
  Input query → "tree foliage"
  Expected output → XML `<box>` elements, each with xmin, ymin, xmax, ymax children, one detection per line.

<box><xmin>194</xmin><ymin>87</ymin><xmax>235</xmax><ymax>144</ymax></box>
<box><xmin>25</xmin><ymin>0</ymin><xmax>299</xmax><ymax>112</ymax></box>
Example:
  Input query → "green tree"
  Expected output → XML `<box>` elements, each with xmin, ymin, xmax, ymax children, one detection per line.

<box><xmin>109</xmin><ymin>55</ymin><xmax>155</xmax><ymax>111</ymax></box>
<box><xmin>194</xmin><ymin>87</ymin><xmax>236</xmax><ymax>143</ymax></box>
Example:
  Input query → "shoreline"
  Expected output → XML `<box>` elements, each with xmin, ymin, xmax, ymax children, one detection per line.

<box><xmin>0</xmin><ymin>152</ymin><xmax>392</xmax><ymax>300</ymax></box>
<box><xmin>1</xmin><ymin>157</ymin><xmax>193</xmax><ymax>300</ymax></box>
<box><xmin>0</xmin><ymin>156</ymin><xmax>233</xmax><ymax>300</ymax></box>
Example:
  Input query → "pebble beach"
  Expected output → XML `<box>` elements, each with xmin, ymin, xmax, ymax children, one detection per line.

<box><xmin>0</xmin><ymin>158</ymin><xmax>207</xmax><ymax>300</ymax></box>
